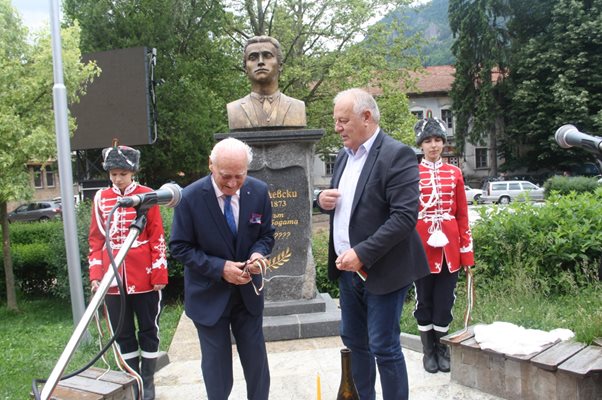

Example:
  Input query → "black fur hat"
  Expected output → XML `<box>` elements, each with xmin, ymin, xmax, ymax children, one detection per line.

<box><xmin>102</xmin><ymin>145</ymin><xmax>140</xmax><ymax>172</ymax></box>
<box><xmin>414</xmin><ymin>118</ymin><xmax>448</xmax><ymax>146</ymax></box>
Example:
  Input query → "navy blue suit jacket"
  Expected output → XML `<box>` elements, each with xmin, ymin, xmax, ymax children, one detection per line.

<box><xmin>169</xmin><ymin>175</ymin><xmax>275</xmax><ymax>326</ymax></box>
<box><xmin>320</xmin><ymin>130</ymin><xmax>430</xmax><ymax>294</ymax></box>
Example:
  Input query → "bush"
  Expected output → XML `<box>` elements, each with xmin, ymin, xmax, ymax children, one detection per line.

<box><xmin>160</xmin><ymin>207</ymin><xmax>185</xmax><ymax>301</ymax></box>
<box><xmin>0</xmin><ymin>221</ymin><xmax>63</xmax><ymax>297</ymax></box>
<box><xmin>8</xmin><ymin>220</ymin><xmax>59</xmax><ymax>244</ymax></box>
<box><xmin>473</xmin><ymin>189</ymin><xmax>602</xmax><ymax>294</ymax></box>
<box><xmin>46</xmin><ymin>200</ymin><xmax>94</xmax><ymax>299</ymax></box>
<box><xmin>1</xmin><ymin>200</ymin><xmax>187</xmax><ymax>300</ymax></box>
<box><xmin>312</xmin><ymin>230</ymin><xmax>339</xmax><ymax>298</ymax></box>
<box><xmin>543</xmin><ymin>175</ymin><xmax>600</xmax><ymax>197</ymax></box>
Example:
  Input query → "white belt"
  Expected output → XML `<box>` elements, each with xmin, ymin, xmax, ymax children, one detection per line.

<box><xmin>418</xmin><ymin>211</ymin><xmax>455</xmax><ymax>221</ymax></box>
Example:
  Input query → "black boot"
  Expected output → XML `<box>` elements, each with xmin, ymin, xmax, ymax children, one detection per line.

<box><xmin>141</xmin><ymin>357</ymin><xmax>157</xmax><ymax>400</ymax></box>
<box><xmin>419</xmin><ymin>330</ymin><xmax>439</xmax><ymax>373</ymax></box>
<box><xmin>434</xmin><ymin>331</ymin><xmax>451</xmax><ymax>372</ymax></box>
<box><xmin>124</xmin><ymin>356</ymin><xmax>141</xmax><ymax>399</ymax></box>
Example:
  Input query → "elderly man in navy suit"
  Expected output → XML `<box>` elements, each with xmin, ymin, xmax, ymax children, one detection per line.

<box><xmin>316</xmin><ymin>88</ymin><xmax>430</xmax><ymax>400</ymax></box>
<box><xmin>170</xmin><ymin>137</ymin><xmax>275</xmax><ymax>400</ymax></box>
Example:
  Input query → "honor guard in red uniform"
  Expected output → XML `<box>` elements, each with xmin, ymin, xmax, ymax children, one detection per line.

<box><xmin>413</xmin><ymin>118</ymin><xmax>474</xmax><ymax>374</ymax></box>
<box><xmin>88</xmin><ymin>144</ymin><xmax>167</xmax><ymax>399</ymax></box>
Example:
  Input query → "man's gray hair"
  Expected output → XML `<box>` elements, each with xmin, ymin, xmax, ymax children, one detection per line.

<box><xmin>334</xmin><ymin>88</ymin><xmax>381</xmax><ymax>124</ymax></box>
<box><xmin>210</xmin><ymin>137</ymin><xmax>253</xmax><ymax>165</ymax></box>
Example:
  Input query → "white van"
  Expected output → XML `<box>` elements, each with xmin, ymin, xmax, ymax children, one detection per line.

<box><xmin>480</xmin><ymin>180</ymin><xmax>544</xmax><ymax>204</ymax></box>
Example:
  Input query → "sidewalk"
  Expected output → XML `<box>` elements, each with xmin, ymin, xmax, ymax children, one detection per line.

<box><xmin>155</xmin><ymin>313</ymin><xmax>504</xmax><ymax>400</ymax></box>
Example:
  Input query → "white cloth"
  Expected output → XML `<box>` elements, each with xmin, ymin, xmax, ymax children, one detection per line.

<box><xmin>473</xmin><ymin>321</ymin><xmax>574</xmax><ymax>356</ymax></box>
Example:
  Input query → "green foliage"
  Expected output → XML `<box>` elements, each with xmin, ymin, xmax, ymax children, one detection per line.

<box><xmin>224</xmin><ymin>0</ymin><xmax>423</xmax><ymax>157</ymax></box>
<box><xmin>160</xmin><ymin>207</ymin><xmax>185</xmax><ymax>300</ymax></box>
<box><xmin>0</xmin><ymin>221</ymin><xmax>62</xmax><ymax>297</ymax></box>
<box><xmin>1</xmin><ymin>1</ymin><xmax>100</xmax><ymax>309</ymax></box>
<box><xmin>502</xmin><ymin>0</ymin><xmax>602</xmax><ymax>171</ymax></box>
<box><xmin>8</xmin><ymin>220</ymin><xmax>60</xmax><ymax>244</ymax></box>
<box><xmin>472</xmin><ymin>191</ymin><xmax>602</xmax><ymax>294</ymax></box>
<box><xmin>63</xmin><ymin>0</ymin><xmax>241</xmax><ymax>187</ymax></box>
<box><xmin>0</xmin><ymin>2</ymin><xmax>99</xmax><ymax>204</ymax></box>
<box><xmin>383</xmin><ymin>0</ymin><xmax>454</xmax><ymax>66</ymax></box>
<box><xmin>1</xmin><ymin>242</ymin><xmax>54</xmax><ymax>295</ymax></box>
<box><xmin>311</xmin><ymin>230</ymin><xmax>339</xmax><ymax>298</ymax></box>
<box><xmin>543</xmin><ymin>176</ymin><xmax>600</xmax><ymax>197</ymax></box>
<box><xmin>1</xmin><ymin>201</ymin><xmax>187</xmax><ymax>301</ymax></box>
<box><xmin>448</xmin><ymin>0</ymin><xmax>510</xmax><ymax>166</ymax></box>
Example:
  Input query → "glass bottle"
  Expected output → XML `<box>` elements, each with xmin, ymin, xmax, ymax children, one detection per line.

<box><xmin>336</xmin><ymin>348</ymin><xmax>360</xmax><ymax>400</ymax></box>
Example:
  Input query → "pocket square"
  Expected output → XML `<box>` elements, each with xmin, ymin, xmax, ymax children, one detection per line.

<box><xmin>249</xmin><ymin>213</ymin><xmax>262</xmax><ymax>224</ymax></box>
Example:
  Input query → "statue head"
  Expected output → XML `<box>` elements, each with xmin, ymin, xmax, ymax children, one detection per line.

<box><xmin>243</xmin><ymin>36</ymin><xmax>284</xmax><ymax>87</ymax></box>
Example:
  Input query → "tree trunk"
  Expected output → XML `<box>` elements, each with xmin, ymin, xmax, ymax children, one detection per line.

<box><xmin>1</xmin><ymin>201</ymin><xmax>18</xmax><ymax>311</ymax></box>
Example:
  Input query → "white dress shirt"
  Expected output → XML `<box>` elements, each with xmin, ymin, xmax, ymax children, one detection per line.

<box><xmin>333</xmin><ymin>128</ymin><xmax>380</xmax><ymax>256</ymax></box>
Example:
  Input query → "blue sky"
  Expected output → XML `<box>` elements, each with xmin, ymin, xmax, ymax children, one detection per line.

<box><xmin>11</xmin><ymin>0</ymin><xmax>52</xmax><ymax>32</ymax></box>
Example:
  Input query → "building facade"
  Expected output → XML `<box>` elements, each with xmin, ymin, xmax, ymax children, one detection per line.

<box><xmin>311</xmin><ymin>65</ymin><xmax>498</xmax><ymax>190</ymax></box>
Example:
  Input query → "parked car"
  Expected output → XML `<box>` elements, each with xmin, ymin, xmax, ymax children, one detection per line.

<box><xmin>8</xmin><ymin>200</ymin><xmax>62</xmax><ymax>223</ymax></box>
<box><xmin>464</xmin><ymin>185</ymin><xmax>483</xmax><ymax>203</ymax></box>
<box><xmin>480</xmin><ymin>180</ymin><xmax>544</xmax><ymax>204</ymax></box>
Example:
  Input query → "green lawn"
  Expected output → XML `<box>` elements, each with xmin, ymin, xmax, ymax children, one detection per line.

<box><xmin>0</xmin><ymin>297</ymin><xmax>183</xmax><ymax>400</ymax></box>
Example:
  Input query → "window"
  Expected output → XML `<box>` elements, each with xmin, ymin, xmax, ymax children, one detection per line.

<box><xmin>46</xmin><ymin>167</ymin><xmax>55</xmax><ymax>187</ymax></box>
<box><xmin>411</xmin><ymin>110</ymin><xmax>424</xmax><ymax>120</ymax></box>
<box><xmin>325</xmin><ymin>154</ymin><xmax>337</xmax><ymax>176</ymax></box>
<box><xmin>521</xmin><ymin>182</ymin><xmax>537</xmax><ymax>190</ymax></box>
<box><xmin>475</xmin><ymin>148</ymin><xmax>488</xmax><ymax>169</ymax></box>
<box><xmin>441</xmin><ymin>109</ymin><xmax>453</xmax><ymax>128</ymax></box>
<box><xmin>33</xmin><ymin>166</ymin><xmax>43</xmax><ymax>188</ymax></box>
<box><xmin>508</xmin><ymin>183</ymin><xmax>521</xmax><ymax>190</ymax></box>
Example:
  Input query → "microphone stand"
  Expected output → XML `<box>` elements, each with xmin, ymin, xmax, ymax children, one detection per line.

<box><xmin>40</xmin><ymin>210</ymin><xmax>149</xmax><ymax>400</ymax></box>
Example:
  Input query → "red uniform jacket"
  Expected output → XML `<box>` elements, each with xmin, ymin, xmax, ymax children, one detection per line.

<box><xmin>417</xmin><ymin>159</ymin><xmax>474</xmax><ymax>273</ymax></box>
<box><xmin>88</xmin><ymin>182</ymin><xmax>168</xmax><ymax>294</ymax></box>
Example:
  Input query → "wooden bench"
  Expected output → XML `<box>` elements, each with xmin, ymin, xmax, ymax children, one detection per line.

<box><xmin>45</xmin><ymin>367</ymin><xmax>137</xmax><ymax>400</ymax></box>
<box><xmin>441</xmin><ymin>325</ymin><xmax>602</xmax><ymax>400</ymax></box>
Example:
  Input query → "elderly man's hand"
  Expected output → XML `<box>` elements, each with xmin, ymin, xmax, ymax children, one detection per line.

<box><xmin>223</xmin><ymin>260</ymin><xmax>252</xmax><ymax>285</ymax></box>
<box><xmin>245</xmin><ymin>252</ymin><xmax>269</xmax><ymax>275</ymax></box>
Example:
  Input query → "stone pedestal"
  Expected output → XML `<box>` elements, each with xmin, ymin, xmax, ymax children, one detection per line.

<box><xmin>215</xmin><ymin>129</ymin><xmax>341</xmax><ymax>340</ymax></box>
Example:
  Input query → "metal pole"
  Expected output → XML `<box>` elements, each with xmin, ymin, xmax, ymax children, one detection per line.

<box><xmin>40</xmin><ymin>226</ymin><xmax>143</xmax><ymax>400</ymax></box>
<box><xmin>48</xmin><ymin>0</ymin><xmax>86</xmax><ymax>325</ymax></box>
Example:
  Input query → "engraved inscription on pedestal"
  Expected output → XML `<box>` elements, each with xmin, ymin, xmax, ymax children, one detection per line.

<box><xmin>251</xmin><ymin>165</ymin><xmax>313</xmax><ymax>301</ymax></box>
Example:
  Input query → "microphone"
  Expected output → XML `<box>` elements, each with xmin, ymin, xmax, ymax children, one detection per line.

<box><xmin>555</xmin><ymin>124</ymin><xmax>602</xmax><ymax>154</ymax></box>
<box><xmin>118</xmin><ymin>183</ymin><xmax>182</xmax><ymax>208</ymax></box>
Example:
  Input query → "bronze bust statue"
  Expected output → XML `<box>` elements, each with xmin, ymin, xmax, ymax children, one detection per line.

<box><xmin>227</xmin><ymin>36</ymin><xmax>307</xmax><ymax>131</ymax></box>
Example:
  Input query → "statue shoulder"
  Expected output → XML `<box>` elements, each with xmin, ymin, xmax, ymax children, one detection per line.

<box><xmin>280</xmin><ymin>93</ymin><xmax>305</xmax><ymax>108</ymax></box>
<box><xmin>227</xmin><ymin>95</ymin><xmax>252</xmax><ymax>109</ymax></box>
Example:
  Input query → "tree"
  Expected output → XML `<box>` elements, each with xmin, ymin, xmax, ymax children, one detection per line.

<box><xmin>0</xmin><ymin>0</ymin><xmax>99</xmax><ymax>310</ymax></box>
<box><xmin>63</xmin><ymin>0</ymin><xmax>245</xmax><ymax>187</ymax></box>
<box><xmin>64</xmin><ymin>0</ymin><xmax>423</xmax><ymax>180</ymax></box>
<box><xmin>448</xmin><ymin>0</ymin><xmax>511</xmax><ymax>177</ymax></box>
<box><xmin>504</xmin><ymin>0</ymin><xmax>602</xmax><ymax>172</ymax></box>
<box><xmin>223</xmin><ymin>0</ymin><xmax>423</xmax><ymax>155</ymax></box>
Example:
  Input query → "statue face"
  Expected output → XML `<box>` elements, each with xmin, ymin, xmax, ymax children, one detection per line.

<box><xmin>244</xmin><ymin>42</ymin><xmax>281</xmax><ymax>85</ymax></box>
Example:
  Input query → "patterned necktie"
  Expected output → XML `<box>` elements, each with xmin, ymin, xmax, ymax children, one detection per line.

<box><xmin>223</xmin><ymin>195</ymin><xmax>237</xmax><ymax>236</ymax></box>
